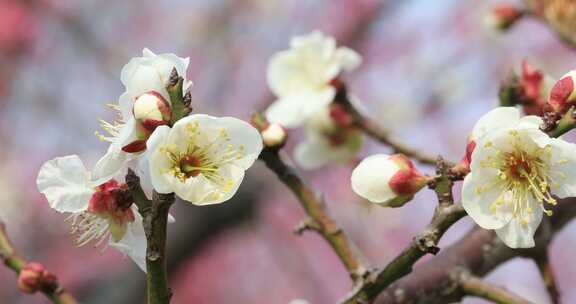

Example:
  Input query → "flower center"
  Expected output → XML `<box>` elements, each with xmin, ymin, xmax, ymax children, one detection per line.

<box><xmin>179</xmin><ymin>155</ymin><xmax>206</xmax><ymax>178</ymax></box>
<box><xmin>477</xmin><ymin>131</ymin><xmax>561</xmax><ymax>224</ymax></box>
<box><xmin>68</xmin><ymin>180</ymin><xmax>135</xmax><ymax>247</ymax></box>
<box><xmin>161</xmin><ymin>122</ymin><xmax>246</xmax><ymax>198</ymax></box>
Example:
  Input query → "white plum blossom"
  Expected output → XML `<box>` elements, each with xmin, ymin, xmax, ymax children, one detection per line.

<box><xmin>93</xmin><ymin>48</ymin><xmax>191</xmax><ymax>183</ymax></box>
<box><xmin>146</xmin><ymin>114</ymin><xmax>263</xmax><ymax>205</ymax></box>
<box><xmin>295</xmin><ymin>104</ymin><xmax>362</xmax><ymax>169</ymax></box>
<box><xmin>36</xmin><ymin>155</ymin><xmax>147</xmax><ymax>271</ymax></box>
<box><xmin>265</xmin><ymin>31</ymin><xmax>361</xmax><ymax>128</ymax></box>
<box><xmin>351</xmin><ymin>154</ymin><xmax>426</xmax><ymax>207</ymax></box>
<box><xmin>463</xmin><ymin>107</ymin><xmax>576</xmax><ymax>248</ymax></box>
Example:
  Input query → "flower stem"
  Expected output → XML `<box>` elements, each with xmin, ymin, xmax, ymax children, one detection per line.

<box><xmin>547</xmin><ymin>110</ymin><xmax>576</xmax><ymax>138</ymax></box>
<box><xmin>144</xmin><ymin>191</ymin><xmax>175</xmax><ymax>304</ymax></box>
<box><xmin>0</xmin><ymin>223</ymin><xmax>77</xmax><ymax>304</ymax></box>
<box><xmin>126</xmin><ymin>170</ymin><xmax>175</xmax><ymax>304</ymax></box>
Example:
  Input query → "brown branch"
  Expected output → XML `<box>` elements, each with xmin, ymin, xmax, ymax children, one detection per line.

<box><xmin>459</xmin><ymin>274</ymin><xmax>533</xmax><ymax>304</ymax></box>
<box><xmin>371</xmin><ymin>197</ymin><xmax>576</xmax><ymax>304</ymax></box>
<box><xmin>259</xmin><ymin>148</ymin><xmax>371</xmax><ymax>282</ymax></box>
<box><xmin>534</xmin><ymin>253</ymin><xmax>560</xmax><ymax>304</ymax></box>
<box><xmin>0</xmin><ymin>223</ymin><xmax>77</xmax><ymax>304</ymax></box>
<box><xmin>126</xmin><ymin>170</ymin><xmax>175</xmax><ymax>304</ymax></box>
<box><xmin>333</xmin><ymin>83</ymin><xmax>448</xmax><ymax>166</ymax></box>
<box><xmin>340</xmin><ymin>158</ymin><xmax>465</xmax><ymax>304</ymax></box>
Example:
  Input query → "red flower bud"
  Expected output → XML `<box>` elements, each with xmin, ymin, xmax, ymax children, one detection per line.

<box><xmin>17</xmin><ymin>262</ymin><xmax>56</xmax><ymax>294</ymax></box>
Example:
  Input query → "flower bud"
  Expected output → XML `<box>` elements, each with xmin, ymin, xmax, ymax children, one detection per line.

<box><xmin>486</xmin><ymin>4</ymin><xmax>523</xmax><ymax>31</ymax></box>
<box><xmin>17</xmin><ymin>262</ymin><xmax>56</xmax><ymax>294</ymax></box>
<box><xmin>459</xmin><ymin>139</ymin><xmax>476</xmax><ymax>172</ymax></box>
<box><xmin>133</xmin><ymin>91</ymin><xmax>171</xmax><ymax>132</ymax></box>
<box><xmin>548</xmin><ymin>70</ymin><xmax>576</xmax><ymax>113</ymax></box>
<box><xmin>351</xmin><ymin>154</ymin><xmax>426</xmax><ymax>207</ymax></box>
<box><xmin>261</xmin><ymin>123</ymin><xmax>288</xmax><ymax>149</ymax></box>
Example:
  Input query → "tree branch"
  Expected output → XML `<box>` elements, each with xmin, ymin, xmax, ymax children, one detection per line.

<box><xmin>0</xmin><ymin>223</ymin><xmax>77</xmax><ymax>304</ymax></box>
<box><xmin>371</xmin><ymin>197</ymin><xmax>576</xmax><ymax>304</ymax></box>
<box><xmin>459</xmin><ymin>274</ymin><xmax>533</xmax><ymax>304</ymax></box>
<box><xmin>126</xmin><ymin>170</ymin><xmax>175</xmax><ymax>304</ymax></box>
<box><xmin>259</xmin><ymin>148</ymin><xmax>371</xmax><ymax>282</ymax></box>
<box><xmin>534</xmin><ymin>253</ymin><xmax>560</xmax><ymax>304</ymax></box>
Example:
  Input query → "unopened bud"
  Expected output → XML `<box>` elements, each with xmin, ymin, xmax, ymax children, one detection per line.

<box><xmin>486</xmin><ymin>4</ymin><xmax>523</xmax><ymax>31</ymax></box>
<box><xmin>459</xmin><ymin>139</ymin><xmax>476</xmax><ymax>172</ymax></box>
<box><xmin>18</xmin><ymin>262</ymin><xmax>56</xmax><ymax>294</ymax></box>
<box><xmin>133</xmin><ymin>91</ymin><xmax>171</xmax><ymax>124</ymax></box>
<box><xmin>548</xmin><ymin>70</ymin><xmax>576</xmax><ymax>113</ymax></box>
<box><xmin>261</xmin><ymin>123</ymin><xmax>287</xmax><ymax>148</ymax></box>
<box><xmin>351</xmin><ymin>154</ymin><xmax>426</xmax><ymax>207</ymax></box>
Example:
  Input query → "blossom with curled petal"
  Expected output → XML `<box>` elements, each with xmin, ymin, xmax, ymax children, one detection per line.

<box><xmin>463</xmin><ymin>107</ymin><xmax>576</xmax><ymax>248</ymax></box>
<box><xmin>265</xmin><ymin>31</ymin><xmax>361</xmax><ymax>128</ymax></box>
<box><xmin>36</xmin><ymin>155</ymin><xmax>147</xmax><ymax>271</ymax></box>
<box><xmin>351</xmin><ymin>154</ymin><xmax>426</xmax><ymax>207</ymax></box>
<box><xmin>295</xmin><ymin>103</ymin><xmax>362</xmax><ymax>169</ymax></box>
<box><xmin>146</xmin><ymin>114</ymin><xmax>262</xmax><ymax>205</ymax></box>
<box><xmin>93</xmin><ymin>48</ymin><xmax>191</xmax><ymax>183</ymax></box>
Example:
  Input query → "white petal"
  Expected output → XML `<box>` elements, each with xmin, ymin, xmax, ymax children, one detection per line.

<box><xmin>135</xmin><ymin>155</ymin><xmax>154</xmax><ymax>200</ymax></box>
<box><xmin>547</xmin><ymin>138</ymin><xmax>576</xmax><ymax>198</ymax></box>
<box><xmin>462</xmin><ymin>171</ymin><xmax>513</xmax><ymax>229</ymax></box>
<box><xmin>266</xmin><ymin>51</ymin><xmax>313</xmax><ymax>97</ymax></box>
<box><xmin>518</xmin><ymin>115</ymin><xmax>543</xmax><ymax>128</ymax></box>
<box><xmin>36</xmin><ymin>155</ymin><xmax>93</xmax><ymax>213</ymax></box>
<box><xmin>118</xmin><ymin>91</ymin><xmax>134</xmax><ymax>121</ymax></box>
<box><xmin>109</xmin><ymin>208</ymin><xmax>147</xmax><ymax>272</ymax></box>
<box><xmin>92</xmin><ymin>148</ymin><xmax>129</xmax><ymax>185</ymax></box>
<box><xmin>174</xmin><ymin>166</ymin><xmax>245</xmax><ymax>206</ymax></box>
<box><xmin>147</xmin><ymin>126</ymin><xmax>173</xmax><ymax>194</ymax></box>
<box><xmin>294</xmin><ymin>138</ymin><xmax>331</xmax><ymax>170</ymax></box>
<box><xmin>265</xmin><ymin>89</ymin><xmax>335</xmax><ymax>128</ymax></box>
<box><xmin>351</xmin><ymin>154</ymin><xmax>399</xmax><ymax>204</ymax></box>
<box><xmin>495</xmin><ymin>199</ymin><xmax>542</xmax><ymax>248</ymax></box>
<box><xmin>470</xmin><ymin>107</ymin><xmax>520</xmax><ymax>140</ymax></box>
<box><xmin>294</xmin><ymin>134</ymin><xmax>358</xmax><ymax>170</ymax></box>
<box><xmin>336</xmin><ymin>47</ymin><xmax>362</xmax><ymax>71</ymax></box>
<box><xmin>142</xmin><ymin>48</ymin><xmax>156</xmax><ymax>57</ymax></box>
<box><xmin>124</xmin><ymin>62</ymin><xmax>165</xmax><ymax>98</ymax></box>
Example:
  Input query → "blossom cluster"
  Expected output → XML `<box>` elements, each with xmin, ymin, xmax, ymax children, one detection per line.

<box><xmin>36</xmin><ymin>30</ymin><xmax>576</xmax><ymax>277</ymax></box>
<box><xmin>37</xmin><ymin>49</ymin><xmax>263</xmax><ymax>271</ymax></box>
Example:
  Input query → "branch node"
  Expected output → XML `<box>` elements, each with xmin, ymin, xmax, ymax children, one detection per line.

<box><xmin>293</xmin><ymin>218</ymin><xmax>321</xmax><ymax>235</ymax></box>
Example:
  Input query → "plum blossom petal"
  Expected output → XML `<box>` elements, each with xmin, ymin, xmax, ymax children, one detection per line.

<box><xmin>110</xmin><ymin>208</ymin><xmax>147</xmax><ymax>272</ymax></box>
<box><xmin>36</xmin><ymin>155</ymin><xmax>94</xmax><ymax>213</ymax></box>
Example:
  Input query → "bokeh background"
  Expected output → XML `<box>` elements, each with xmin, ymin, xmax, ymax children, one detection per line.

<box><xmin>1</xmin><ymin>0</ymin><xmax>576</xmax><ymax>303</ymax></box>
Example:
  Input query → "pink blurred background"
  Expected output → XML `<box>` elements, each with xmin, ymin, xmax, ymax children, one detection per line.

<box><xmin>1</xmin><ymin>0</ymin><xmax>576</xmax><ymax>303</ymax></box>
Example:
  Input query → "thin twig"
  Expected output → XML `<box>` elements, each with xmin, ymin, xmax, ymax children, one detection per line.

<box><xmin>333</xmin><ymin>83</ymin><xmax>449</xmax><ymax>166</ymax></box>
<box><xmin>0</xmin><ymin>223</ymin><xmax>77</xmax><ymax>304</ymax></box>
<box><xmin>259</xmin><ymin>148</ymin><xmax>371</xmax><ymax>282</ymax></box>
<box><xmin>460</xmin><ymin>274</ymin><xmax>533</xmax><ymax>304</ymax></box>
